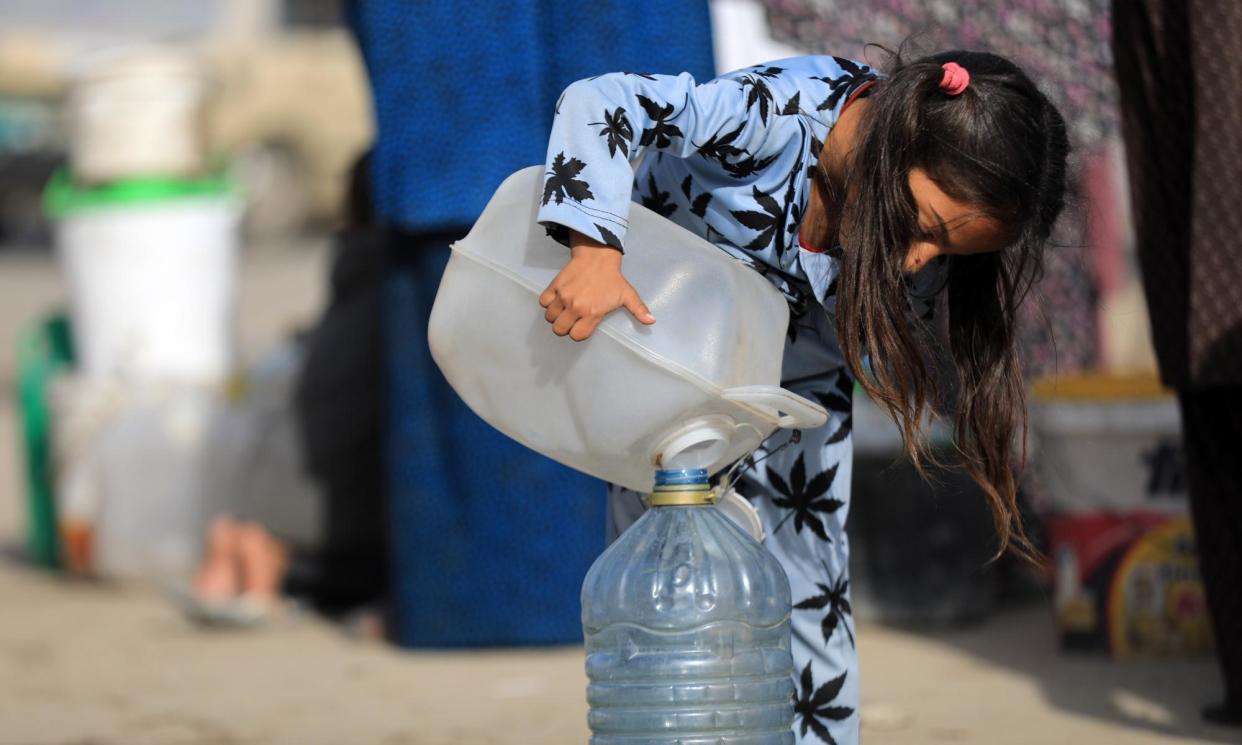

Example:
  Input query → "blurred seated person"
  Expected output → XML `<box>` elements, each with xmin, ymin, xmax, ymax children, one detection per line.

<box><xmin>180</xmin><ymin>153</ymin><xmax>388</xmax><ymax>627</ymax></box>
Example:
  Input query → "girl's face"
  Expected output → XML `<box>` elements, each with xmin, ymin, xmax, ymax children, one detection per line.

<box><xmin>902</xmin><ymin>168</ymin><xmax>1011</xmax><ymax>273</ymax></box>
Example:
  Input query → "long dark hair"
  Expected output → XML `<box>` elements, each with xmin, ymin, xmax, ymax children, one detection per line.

<box><xmin>834</xmin><ymin>49</ymin><xmax>1070</xmax><ymax>561</ymax></box>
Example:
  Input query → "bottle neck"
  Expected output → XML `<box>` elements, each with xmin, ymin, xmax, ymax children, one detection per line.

<box><xmin>649</xmin><ymin>468</ymin><xmax>715</xmax><ymax>507</ymax></box>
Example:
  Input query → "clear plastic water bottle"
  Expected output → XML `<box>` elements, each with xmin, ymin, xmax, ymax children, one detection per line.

<box><xmin>582</xmin><ymin>468</ymin><xmax>795</xmax><ymax>744</ymax></box>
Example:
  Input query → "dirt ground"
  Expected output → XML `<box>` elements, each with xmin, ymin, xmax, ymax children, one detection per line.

<box><xmin>0</xmin><ymin>248</ymin><xmax>1234</xmax><ymax>745</ymax></box>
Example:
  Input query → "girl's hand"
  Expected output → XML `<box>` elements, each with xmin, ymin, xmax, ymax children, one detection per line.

<box><xmin>539</xmin><ymin>230</ymin><xmax>655</xmax><ymax>341</ymax></box>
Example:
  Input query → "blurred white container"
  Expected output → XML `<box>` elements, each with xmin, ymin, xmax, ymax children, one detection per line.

<box><xmin>46</xmin><ymin>171</ymin><xmax>241</xmax><ymax>382</ymax></box>
<box><xmin>429</xmin><ymin>166</ymin><xmax>825</xmax><ymax>493</ymax></box>
<box><xmin>67</xmin><ymin>47</ymin><xmax>208</xmax><ymax>183</ymax></box>
<box><xmin>52</xmin><ymin>377</ymin><xmax>222</xmax><ymax>581</ymax></box>
<box><xmin>1030</xmin><ymin>374</ymin><xmax>1186</xmax><ymax>514</ymax></box>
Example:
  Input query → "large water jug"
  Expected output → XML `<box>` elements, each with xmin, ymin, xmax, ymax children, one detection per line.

<box><xmin>583</xmin><ymin>468</ymin><xmax>795</xmax><ymax>744</ymax></box>
<box><xmin>429</xmin><ymin>167</ymin><xmax>825</xmax><ymax>492</ymax></box>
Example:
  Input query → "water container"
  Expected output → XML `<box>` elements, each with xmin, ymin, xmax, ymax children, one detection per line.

<box><xmin>582</xmin><ymin>468</ymin><xmax>795</xmax><ymax>744</ymax></box>
<box><xmin>429</xmin><ymin>167</ymin><xmax>825</xmax><ymax>492</ymax></box>
<box><xmin>67</xmin><ymin>47</ymin><xmax>209</xmax><ymax>184</ymax></box>
<box><xmin>45</xmin><ymin>169</ymin><xmax>240</xmax><ymax>383</ymax></box>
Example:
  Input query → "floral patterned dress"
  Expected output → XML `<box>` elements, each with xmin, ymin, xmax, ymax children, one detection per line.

<box><xmin>538</xmin><ymin>55</ymin><xmax>948</xmax><ymax>745</ymax></box>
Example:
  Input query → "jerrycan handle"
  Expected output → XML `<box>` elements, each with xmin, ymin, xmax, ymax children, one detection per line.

<box><xmin>722</xmin><ymin>385</ymin><xmax>828</xmax><ymax>429</ymax></box>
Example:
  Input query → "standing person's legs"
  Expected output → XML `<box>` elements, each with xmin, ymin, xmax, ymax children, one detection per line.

<box><xmin>1178</xmin><ymin>388</ymin><xmax>1242</xmax><ymax>724</ymax></box>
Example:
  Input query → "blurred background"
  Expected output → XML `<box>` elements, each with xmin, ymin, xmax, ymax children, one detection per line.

<box><xmin>0</xmin><ymin>1</ymin><xmax>1235</xmax><ymax>744</ymax></box>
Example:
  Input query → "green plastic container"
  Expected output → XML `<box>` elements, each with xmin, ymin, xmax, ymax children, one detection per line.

<box><xmin>15</xmin><ymin>313</ymin><xmax>75</xmax><ymax>567</ymax></box>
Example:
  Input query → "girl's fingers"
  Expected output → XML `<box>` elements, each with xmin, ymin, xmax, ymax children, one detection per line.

<box><xmin>621</xmin><ymin>288</ymin><xmax>656</xmax><ymax>325</ymax></box>
<box><xmin>569</xmin><ymin>315</ymin><xmax>601</xmax><ymax>342</ymax></box>
<box><xmin>552</xmin><ymin>308</ymin><xmax>581</xmax><ymax>337</ymax></box>
<box><xmin>544</xmin><ymin>297</ymin><xmax>565</xmax><ymax>323</ymax></box>
<box><xmin>539</xmin><ymin>284</ymin><xmax>559</xmax><ymax>308</ymax></box>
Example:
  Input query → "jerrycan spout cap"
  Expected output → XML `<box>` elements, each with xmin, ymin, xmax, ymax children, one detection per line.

<box><xmin>649</xmin><ymin>468</ymin><xmax>715</xmax><ymax>506</ymax></box>
<box><xmin>652</xmin><ymin>415</ymin><xmax>758</xmax><ymax>476</ymax></box>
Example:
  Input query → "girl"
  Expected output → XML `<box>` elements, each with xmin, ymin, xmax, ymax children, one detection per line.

<box><xmin>537</xmin><ymin>49</ymin><xmax>1069</xmax><ymax>744</ymax></box>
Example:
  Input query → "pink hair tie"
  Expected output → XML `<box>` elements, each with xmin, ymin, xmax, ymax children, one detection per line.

<box><xmin>939</xmin><ymin>62</ymin><xmax>970</xmax><ymax>96</ymax></box>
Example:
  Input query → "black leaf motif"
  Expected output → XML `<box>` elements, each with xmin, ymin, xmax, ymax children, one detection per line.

<box><xmin>752</xmin><ymin>65</ymin><xmax>785</xmax><ymax>78</ymax></box>
<box><xmin>680</xmin><ymin>175</ymin><xmax>712</xmax><ymax>218</ymax></box>
<box><xmin>722</xmin><ymin>152</ymin><xmax>779</xmax><ymax>179</ymax></box>
<box><xmin>739</xmin><ymin>74</ymin><xmax>775</xmax><ymax>124</ymax></box>
<box><xmin>694</xmin><ymin>121</ymin><xmax>749</xmax><ymax>164</ymax></box>
<box><xmin>730</xmin><ymin>185</ymin><xmax>783</xmax><ymax>250</ymax></box>
<box><xmin>794</xmin><ymin>662</ymin><xmax>854</xmax><ymax>744</ymax></box>
<box><xmin>813</xmin><ymin>371</ymin><xmax>853</xmax><ymax>446</ymax></box>
<box><xmin>812</xmin><ymin>57</ymin><xmax>874</xmax><ymax>112</ymax></box>
<box><xmin>781</xmin><ymin>90</ymin><xmax>802</xmax><ymax>116</ymax></box>
<box><xmin>589</xmin><ymin>107</ymin><xmax>633</xmax><ymax>159</ymax></box>
<box><xmin>594</xmin><ymin>223</ymin><xmax>623</xmax><ymax>250</ymax></box>
<box><xmin>781</xmin><ymin>154</ymin><xmax>803</xmax><ymax>240</ymax></box>
<box><xmin>794</xmin><ymin>563</ymin><xmax>855</xmax><ymax>648</ymax></box>
<box><xmin>787</xmin><ymin>316</ymin><xmax>813</xmax><ymax>345</ymax></box>
<box><xmin>768</xmin><ymin>453</ymin><xmax>844</xmax><ymax>541</ymax></box>
<box><xmin>636</xmin><ymin>95</ymin><xmax>683</xmax><ymax>148</ymax></box>
<box><xmin>641</xmin><ymin>174</ymin><xmax>676</xmax><ymax>218</ymax></box>
<box><xmin>542</xmin><ymin>152</ymin><xmax>594</xmax><ymax>205</ymax></box>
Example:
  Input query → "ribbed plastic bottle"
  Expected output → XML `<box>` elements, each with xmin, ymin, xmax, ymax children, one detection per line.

<box><xmin>582</xmin><ymin>468</ymin><xmax>795</xmax><ymax>744</ymax></box>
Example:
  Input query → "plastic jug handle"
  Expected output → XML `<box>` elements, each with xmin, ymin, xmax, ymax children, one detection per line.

<box><xmin>722</xmin><ymin>386</ymin><xmax>828</xmax><ymax>429</ymax></box>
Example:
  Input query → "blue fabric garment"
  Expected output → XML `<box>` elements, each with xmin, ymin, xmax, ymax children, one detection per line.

<box><xmin>385</xmin><ymin>237</ymin><xmax>608</xmax><ymax>647</ymax></box>
<box><xmin>349</xmin><ymin>0</ymin><xmax>716</xmax><ymax>232</ymax></box>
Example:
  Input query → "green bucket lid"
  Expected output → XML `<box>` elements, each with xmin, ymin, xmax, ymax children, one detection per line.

<box><xmin>43</xmin><ymin>167</ymin><xmax>236</xmax><ymax>219</ymax></box>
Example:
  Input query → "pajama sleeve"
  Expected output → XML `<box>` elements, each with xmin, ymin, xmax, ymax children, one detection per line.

<box><xmin>537</xmin><ymin>72</ymin><xmax>755</xmax><ymax>251</ymax></box>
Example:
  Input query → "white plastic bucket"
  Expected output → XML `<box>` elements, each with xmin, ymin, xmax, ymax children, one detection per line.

<box><xmin>48</xmin><ymin>173</ymin><xmax>241</xmax><ymax>382</ymax></box>
<box><xmin>1030</xmin><ymin>375</ymin><xmax>1186</xmax><ymax>515</ymax></box>
<box><xmin>67</xmin><ymin>48</ymin><xmax>208</xmax><ymax>183</ymax></box>
<box><xmin>430</xmin><ymin>166</ymin><xmax>826</xmax><ymax>492</ymax></box>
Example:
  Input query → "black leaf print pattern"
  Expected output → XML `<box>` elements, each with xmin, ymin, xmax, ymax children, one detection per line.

<box><xmin>768</xmin><ymin>453</ymin><xmax>843</xmax><ymax>542</ymax></box>
<box><xmin>781</xmin><ymin>90</ymin><xmax>802</xmax><ymax>116</ymax></box>
<box><xmin>751</xmin><ymin>65</ymin><xmax>785</xmax><ymax>79</ymax></box>
<box><xmin>542</xmin><ymin>152</ymin><xmax>594</xmax><ymax>205</ymax></box>
<box><xmin>786</xmin><ymin>301</ymin><xmax>814</xmax><ymax>345</ymax></box>
<box><xmin>680</xmin><ymin>175</ymin><xmax>712</xmax><ymax>218</ymax></box>
<box><xmin>636</xmin><ymin>95</ymin><xmax>683</xmax><ymax>148</ymax></box>
<box><xmin>641</xmin><ymin>174</ymin><xmax>676</xmax><ymax>218</ymax></box>
<box><xmin>794</xmin><ymin>562</ymin><xmax>855</xmax><ymax>648</ymax></box>
<box><xmin>813</xmin><ymin>371</ymin><xmax>853</xmax><ymax>446</ymax></box>
<box><xmin>785</xmin><ymin>163</ymin><xmax>804</xmax><ymax>239</ymax></box>
<box><xmin>771</xmin><ymin>131</ymin><xmax>806</xmax><ymax>254</ymax></box>
<box><xmin>738</xmin><ymin>74</ymin><xmax>775</xmax><ymax>124</ymax></box>
<box><xmin>589</xmin><ymin>107</ymin><xmax>633</xmax><ymax>159</ymax></box>
<box><xmin>594</xmin><ymin>224</ymin><xmax>623</xmax><ymax>250</ymax></box>
<box><xmin>793</xmin><ymin>662</ymin><xmax>854</xmax><ymax>744</ymax></box>
<box><xmin>807</xmin><ymin>133</ymin><xmax>825</xmax><ymax>180</ymax></box>
<box><xmin>722</xmin><ymin>152</ymin><xmax>779</xmax><ymax>180</ymax></box>
<box><xmin>730</xmin><ymin>185</ymin><xmax>783</xmax><ymax>250</ymax></box>
<box><xmin>694</xmin><ymin>121</ymin><xmax>748</xmax><ymax>164</ymax></box>
<box><xmin>812</xmin><ymin>57</ymin><xmax>874</xmax><ymax>112</ymax></box>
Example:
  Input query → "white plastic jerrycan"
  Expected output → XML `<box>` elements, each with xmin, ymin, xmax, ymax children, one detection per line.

<box><xmin>429</xmin><ymin>166</ymin><xmax>826</xmax><ymax>493</ymax></box>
